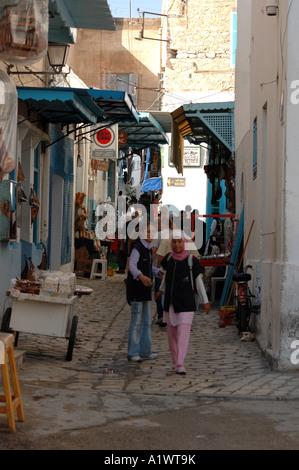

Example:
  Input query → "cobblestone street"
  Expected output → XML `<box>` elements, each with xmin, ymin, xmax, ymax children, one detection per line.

<box><xmin>1</xmin><ymin>274</ymin><xmax>299</xmax><ymax>450</ymax></box>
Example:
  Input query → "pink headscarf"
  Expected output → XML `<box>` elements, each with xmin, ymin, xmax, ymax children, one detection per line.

<box><xmin>171</xmin><ymin>230</ymin><xmax>190</xmax><ymax>261</ymax></box>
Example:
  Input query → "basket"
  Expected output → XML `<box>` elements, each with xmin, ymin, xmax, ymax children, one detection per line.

<box><xmin>219</xmin><ymin>306</ymin><xmax>235</xmax><ymax>327</ymax></box>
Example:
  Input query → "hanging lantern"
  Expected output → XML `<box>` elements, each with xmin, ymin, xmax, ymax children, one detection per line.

<box><xmin>0</xmin><ymin>69</ymin><xmax>17</xmax><ymax>181</ymax></box>
<box><xmin>0</xmin><ymin>0</ymin><xmax>49</xmax><ymax>65</ymax></box>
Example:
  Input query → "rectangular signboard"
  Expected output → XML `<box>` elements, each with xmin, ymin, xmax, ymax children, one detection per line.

<box><xmin>167</xmin><ymin>177</ymin><xmax>186</xmax><ymax>187</ymax></box>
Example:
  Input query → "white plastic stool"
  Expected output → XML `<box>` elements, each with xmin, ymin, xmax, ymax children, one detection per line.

<box><xmin>90</xmin><ymin>259</ymin><xmax>107</xmax><ymax>280</ymax></box>
<box><xmin>211</xmin><ymin>265</ymin><xmax>228</xmax><ymax>302</ymax></box>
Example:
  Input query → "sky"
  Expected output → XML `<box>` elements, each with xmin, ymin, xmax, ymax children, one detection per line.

<box><xmin>107</xmin><ymin>0</ymin><xmax>162</xmax><ymax>18</ymax></box>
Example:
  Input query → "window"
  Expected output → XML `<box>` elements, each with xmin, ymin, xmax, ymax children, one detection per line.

<box><xmin>101</xmin><ymin>73</ymin><xmax>138</xmax><ymax>106</ymax></box>
<box><xmin>48</xmin><ymin>124</ymin><xmax>74</xmax><ymax>267</ymax></box>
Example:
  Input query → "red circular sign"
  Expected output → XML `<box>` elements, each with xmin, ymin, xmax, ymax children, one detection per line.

<box><xmin>95</xmin><ymin>128</ymin><xmax>114</xmax><ymax>147</ymax></box>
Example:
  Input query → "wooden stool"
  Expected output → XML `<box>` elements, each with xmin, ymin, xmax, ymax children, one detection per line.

<box><xmin>0</xmin><ymin>333</ymin><xmax>24</xmax><ymax>432</ymax></box>
<box><xmin>90</xmin><ymin>259</ymin><xmax>107</xmax><ymax>280</ymax></box>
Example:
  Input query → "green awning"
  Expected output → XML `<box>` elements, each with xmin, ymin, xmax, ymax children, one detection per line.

<box><xmin>49</xmin><ymin>0</ymin><xmax>115</xmax><ymax>44</ymax></box>
<box><xmin>119</xmin><ymin>113</ymin><xmax>169</xmax><ymax>149</ymax></box>
<box><xmin>17</xmin><ymin>87</ymin><xmax>139</xmax><ymax>125</ymax></box>
<box><xmin>182</xmin><ymin>102</ymin><xmax>235</xmax><ymax>152</ymax></box>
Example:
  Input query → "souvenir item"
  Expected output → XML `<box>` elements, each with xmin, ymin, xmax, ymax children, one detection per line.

<box><xmin>0</xmin><ymin>70</ymin><xmax>17</xmax><ymax>181</ymax></box>
<box><xmin>0</xmin><ymin>0</ymin><xmax>49</xmax><ymax>65</ymax></box>
<box><xmin>0</xmin><ymin>180</ymin><xmax>11</xmax><ymax>241</ymax></box>
<box><xmin>29</xmin><ymin>185</ymin><xmax>39</xmax><ymax>224</ymax></box>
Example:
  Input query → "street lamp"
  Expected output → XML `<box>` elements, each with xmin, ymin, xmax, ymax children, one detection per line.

<box><xmin>7</xmin><ymin>43</ymin><xmax>71</xmax><ymax>83</ymax></box>
<box><xmin>47</xmin><ymin>43</ymin><xmax>70</xmax><ymax>73</ymax></box>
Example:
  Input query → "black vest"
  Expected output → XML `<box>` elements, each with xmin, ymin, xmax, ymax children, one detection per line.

<box><xmin>126</xmin><ymin>240</ymin><xmax>152</xmax><ymax>303</ymax></box>
<box><xmin>161</xmin><ymin>255</ymin><xmax>201</xmax><ymax>313</ymax></box>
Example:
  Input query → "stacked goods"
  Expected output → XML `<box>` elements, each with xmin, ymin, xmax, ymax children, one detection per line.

<box><xmin>14</xmin><ymin>279</ymin><xmax>41</xmax><ymax>295</ymax></box>
<box><xmin>11</xmin><ymin>271</ymin><xmax>76</xmax><ymax>298</ymax></box>
<box><xmin>38</xmin><ymin>271</ymin><xmax>76</xmax><ymax>298</ymax></box>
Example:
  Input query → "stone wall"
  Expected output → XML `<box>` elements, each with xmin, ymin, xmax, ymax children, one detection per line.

<box><xmin>162</xmin><ymin>0</ymin><xmax>237</xmax><ymax>94</ymax></box>
<box><xmin>69</xmin><ymin>18</ymin><xmax>162</xmax><ymax>111</ymax></box>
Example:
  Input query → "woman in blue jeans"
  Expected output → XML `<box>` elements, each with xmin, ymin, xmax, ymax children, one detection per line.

<box><xmin>126</xmin><ymin>223</ymin><xmax>161</xmax><ymax>362</ymax></box>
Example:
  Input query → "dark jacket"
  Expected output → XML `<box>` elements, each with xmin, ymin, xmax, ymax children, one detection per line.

<box><xmin>161</xmin><ymin>254</ymin><xmax>201</xmax><ymax>313</ymax></box>
<box><xmin>126</xmin><ymin>239</ymin><xmax>153</xmax><ymax>303</ymax></box>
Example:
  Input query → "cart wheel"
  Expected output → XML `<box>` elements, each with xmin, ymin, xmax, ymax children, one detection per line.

<box><xmin>66</xmin><ymin>315</ymin><xmax>78</xmax><ymax>361</ymax></box>
<box><xmin>1</xmin><ymin>307</ymin><xmax>11</xmax><ymax>332</ymax></box>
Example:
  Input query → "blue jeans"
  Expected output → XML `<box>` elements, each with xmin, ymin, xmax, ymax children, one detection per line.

<box><xmin>128</xmin><ymin>300</ymin><xmax>152</xmax><ymax>358</ymax></box>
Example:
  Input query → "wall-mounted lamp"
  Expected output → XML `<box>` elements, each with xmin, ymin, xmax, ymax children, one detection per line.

<box><xmin>7</xmin><ymin>43</ymin><xmax>71</xmax><ymax>79</ymax></box>
<box><xmin>266</xmin><ymin>0</ymin><xmax>279</xmax><ymax>16</ymax></box>
<box><xmin>47</xmin><ymin>43</ymin><xmax>70</xmax><ymax>73</ymax></box>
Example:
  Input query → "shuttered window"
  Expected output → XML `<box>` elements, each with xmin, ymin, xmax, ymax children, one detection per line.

<box><xmin>48</xmin><ymin>124</ymin><xmax>74</xmax><ymax>267</ymax></box>
<box><xmin>101</xmin><ymin>73</ymin><xmax>138</xmax><ymax>106</ymax></box>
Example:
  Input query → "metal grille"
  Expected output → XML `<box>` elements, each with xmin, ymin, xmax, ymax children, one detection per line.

<box><xmin>203</xmin><ymin>114</ymin><xmax>233</xmax><ymax>150</ymax></box>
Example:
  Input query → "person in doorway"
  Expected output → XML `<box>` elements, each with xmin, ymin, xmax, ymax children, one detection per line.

<box><xmin>126</xmin><ymin>221</ymin><xmax>162</xmax><ymax>362</ymax></box>
<box><xmin>156</xmin><ymin>231</ymin><xmax>210</xmax><ymax>375</ymax></box>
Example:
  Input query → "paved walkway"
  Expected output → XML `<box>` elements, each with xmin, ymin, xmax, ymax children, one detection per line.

<box><xmin>14</xmin><ymin>274</ymin><xmax>299</xmax><ymax>400</ymax></box>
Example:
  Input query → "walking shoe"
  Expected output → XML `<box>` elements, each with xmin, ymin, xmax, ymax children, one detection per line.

<box><xmin>176</xmin><ymin>367</ymin><xmax>187</xmax><ymax>375</ymax></box>
<box><xmin>140</xmin><ymin>353</ymin><xmax>158</xmax><ymax>360</ymax></box>
<box><xmin>128</xmin><ymin>356</ymin><xmax>143</xmax><ymax>362</ymax></box>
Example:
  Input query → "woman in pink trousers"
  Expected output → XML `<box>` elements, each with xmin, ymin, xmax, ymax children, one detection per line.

<box><xmin>156</xmin><ymin>231</ymin><xmax>210</xmax><ymax>375</ymax></box>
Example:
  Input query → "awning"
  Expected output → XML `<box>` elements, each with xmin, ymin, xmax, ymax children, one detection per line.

<box><xmin>149</xmin><ymin>111</ymin><xmax>172</xmax><ymax>133</ymax></box>
<box><xmin>119</xmin><ymin>113</ymin><xmax>169</xmax><ymax>149</ymax></box>
<box><xmin>87</xmin><ymin>89</ymin><xmax>140</xmax><ymax>124</ymax></box>
<box><xmin>170</xmin><ymin>102</ymin><xmax>235</xmax><ymax>174</ymax></box>
<box><xmin>49</xmin><ymin>0</ymin><xmax>115</xmax><ymax>44</ymax></box>
<box><xmin>170</xmin><ymin>107</ymin><xmax>191</xmax><ymax>175</ymax></box>
<box><xmin>17</xmin><ymin>87</ymin><xmax>139</xmax><ymax>125</ymax></box>
<box><xmin>181</xmin><ymin>102</ymin><xmax>235</xmax><ymax>152</ymax></box>
<box><xmin>142</xmin><ymin>177</ymin><xmax>162</xmax><ymax>192</ymax></box>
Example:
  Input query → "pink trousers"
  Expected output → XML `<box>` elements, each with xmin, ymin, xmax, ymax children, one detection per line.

<box><xmin>166</xmin><ymin>323</ymin><xmax>192</xmax><ymax>369</ymax></box>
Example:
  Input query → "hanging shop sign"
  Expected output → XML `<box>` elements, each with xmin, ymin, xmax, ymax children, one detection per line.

<box><xmin>169</xmin><ymin>145</ymin><xmax>201</xmax><ymax>168</ymax></box>
<box><xmin>118</xmin><ymin>132</ymin><xmax>127</xmax><ymax>147</ymax></box>
<box><xmin>91</xmin><ymin>124</ymin><xmax>118</xmax><ymax>160</ymax></box>
<box><xmin>92</xmin><ymin>159</ymin><xmax>110</xmax><ymax>172</ymax></box>
<box><xmin>183</xmin><ymin>147</ymin><xmax>201</xmax><ymax>167</ymax></box>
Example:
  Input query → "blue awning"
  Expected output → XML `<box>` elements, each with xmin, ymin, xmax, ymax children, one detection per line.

<box><xmin>87</xmin><ymin>89</ymin><xmax>140</xmax><ymax>124</ymax></box>
<box><xmin>142</xmin><ymin>177</ymin><xmax>162</xmax><ymax>192</ymax></box>
<box><xmin>49</xmin><ymin>0</ymin><xmax>115</xmax><ymax>44</ymax></box>
<box><xmin>119</xmin><ymin>113</ymin><xmax>169</xmax><ymax>149</ymax></box>
<box><xmin>181</xmin><ymin>102</ymin><xmax>235</xmax><ymax>152</ymax></box>
<box><xmin>17</xmin><ymin>87</ymin><xmax>139</xmax><ymax>125</ymax></box>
